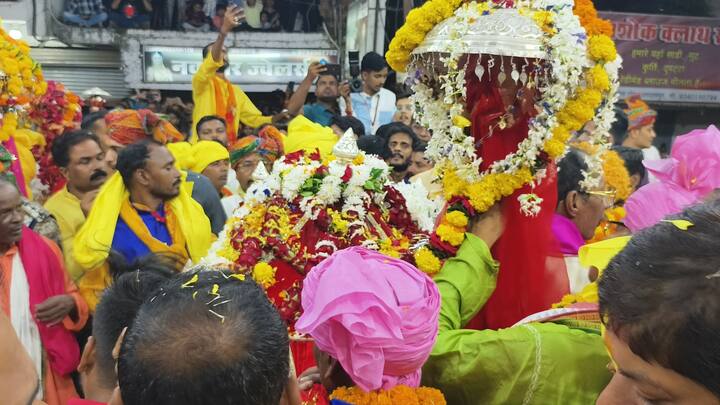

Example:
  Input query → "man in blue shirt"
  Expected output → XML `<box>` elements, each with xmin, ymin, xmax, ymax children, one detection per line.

<box><xmin>286</xmin><ymin>61</ymin><xmax>352</xmax><ymax>126</ymax></box>
<box><xmin>111</xmin><ymin>140</ymin><xmax>187</xmax><ymax>264</ymax></box>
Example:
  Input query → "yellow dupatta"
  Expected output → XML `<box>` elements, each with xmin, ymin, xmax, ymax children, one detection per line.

<box><xmin>75</xmin><ymin>172</ymin><xmax>213</xmax><ymax>311</ymax></box>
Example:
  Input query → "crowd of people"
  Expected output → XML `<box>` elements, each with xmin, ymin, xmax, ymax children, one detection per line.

<box><xmin>62</xmin><ymin>0</ymin><xmax>320</xmax><ymax>31</ymax></box>
<box><xmin>4</xmin><ymin>1</ymin><xmax>720</xmax><ymax>404</ymax></box>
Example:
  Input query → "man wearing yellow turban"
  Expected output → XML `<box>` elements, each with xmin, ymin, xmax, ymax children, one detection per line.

<box><xmin>189</xmin><ymin>140</ymin><xmax>230</xmax><ymax>197</ymax></box>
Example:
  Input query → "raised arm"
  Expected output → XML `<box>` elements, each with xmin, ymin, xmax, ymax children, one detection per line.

<box><xmin>193</xmin><ymin>6</ymin><xmax>244</xmax><ymax>92</ymax></box>
<box><xmin>286</xmin><ymin>62</ymin><xmax>326</xmax><ymax>117</ymax></box>
<box><xmin>212</xmin><ymin>5</ymin><xmax>243</xmax><ymax>64</ymax></box>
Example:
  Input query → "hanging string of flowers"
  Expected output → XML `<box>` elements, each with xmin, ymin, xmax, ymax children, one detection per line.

<box><xmin>29</xmin><ymin>80</ymin><xmax>83</xmax><ymax>197</ymax></box>
<box><xmin>387</xmin><ymin>0</ymin><xmax>621</xmax><ymax>275</ymax></box>
<box><xmin>0</xmin><ymin>26</ymin><xmax>47</xmax><ymax>142</ymax></box>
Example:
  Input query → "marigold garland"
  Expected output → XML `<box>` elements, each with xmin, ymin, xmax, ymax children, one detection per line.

<box><xmin>330</xmin><ymin>385</ymin><xmax>447</xmax><ymax>405</ymax></box>
<box><xmin>413</xmin><ymin>246</ymin><xmax>442</xmax><ymax>275</ymax></box>
<box><xmin>445</xmin><ymin>210</ymin><xmax>468</xmax><ymax>228</ymax></box>
<box><xmin>553</xmin><ymin>281</ymin><xmax>598</xmax><ymax>309</ymax></box>
<box><xmin>204</xmin><ymin>149</ymin><xmax>433</xmax><ymax>329</ymax></box>
<box><xmin>29</xmin><ymin>80</ymin><xmax>84</xmax><ymax>197</ymax></box>
<box><xmin>386</xmin><ymin>0</ymin><xmax>464</xmax><ymax>72</ymax></box>
<box><xmin>589</xmin><ymin>206</ymin><xmax>627</xmax><ymax>243</ymax></box>
<box><xmin>573</xmin><ymin>0</ymin><xmax>614</xmax><ymax>37</ymax></box>
<box><xmin>0</xmin><ymin>26</ymin><xmax>47</xmax><ymax>141</ymax></box>
<box><xmin>600</xmin><ymin>150</ymin><xmax>632</xmax><ymax>202</ymax></box>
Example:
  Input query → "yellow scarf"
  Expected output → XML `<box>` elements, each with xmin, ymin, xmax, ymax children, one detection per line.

<box><xmin>119</xmin><ymin>200</ymin><xmax>189</xmax><ymax>265</ymax></box>
<box><xmin>75</xmin><ymin>172</ymin><xmax>213</xmax><ymax>311</ymax></box>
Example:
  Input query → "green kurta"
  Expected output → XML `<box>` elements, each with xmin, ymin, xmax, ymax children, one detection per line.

<box><xmin>422</xmin><ymin>234</ymin><xmax>611</xmax><ymax>404</ymax></box>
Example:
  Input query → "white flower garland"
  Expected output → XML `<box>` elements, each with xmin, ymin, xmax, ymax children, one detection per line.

<box><xmin>392</xmin><ymin>181</ymin><xmax>444</xmax><ymax>232</ymax></box>
<box><xmin>203</xmin><ymin>152</ymin><xmax>440</xmax><ymax>261</ymax></box>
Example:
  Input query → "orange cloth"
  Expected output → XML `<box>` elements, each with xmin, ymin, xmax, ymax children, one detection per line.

<box><xmin>213</xmin><ymin>76</ymin><xmax>239</xmax><ymax>143</ymax></box>
<box><xmin>106</xmin><ymin>109</ymin><xmax>184</xmax><ymax>146</ymax></box>
<box><xmin>0</xmin><ymin>238</ymin><xmax>89</xmax><ymax>405</ymax></box>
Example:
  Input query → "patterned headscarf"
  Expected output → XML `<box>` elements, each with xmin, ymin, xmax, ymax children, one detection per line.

<box><xmin>624</xmin><ymin>95</ymin><xmax>657</xmax><ymax>131</ymax></box>
<box><xmin>296</xmin><ymin>247</ymin><xmax>441</xmax><ymax>392</ymax></box>
<box><xmin>106</xmin><ymin>109</ymin><xmax>184</xmax><ymax>145</ymax></box>
<box><xmin>229</xmin><ymin>126</ymin><xmax>284</xmax><ymax>165</ymax></box>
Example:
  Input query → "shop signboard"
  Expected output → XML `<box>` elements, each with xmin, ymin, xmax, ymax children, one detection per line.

<box><xmin>601</xmin><ymin>12</ymin><xmax>720</xmax><ymax>104</ymax></box>
<box><xmin>143</xmin><ymin>46</ymin><xmax>339</xmax><ymax>86</ymax></box>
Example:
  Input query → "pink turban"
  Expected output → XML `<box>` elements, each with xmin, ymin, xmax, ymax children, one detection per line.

<box><xmin>295</xmin><ymin>247</ymin><xmax>440</xmax><ymax>392</ymax></box>
<box><xmin>625</xmin><ymin>125</ymin><xmax>720</xmax><ymax>232</ymax></box>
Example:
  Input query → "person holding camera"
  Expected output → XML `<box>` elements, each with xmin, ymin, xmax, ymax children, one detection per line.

<box><xmin>340</xmin><ymin>52</ymin><xmax>396</xmax><ymax>135</ymax></box>
<box><xmin>286</xmin><ymin>61</ymin><xmax>353</xmax><ymax>127</ymax></box>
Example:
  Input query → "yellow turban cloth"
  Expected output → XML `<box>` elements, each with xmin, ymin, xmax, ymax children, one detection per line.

<box><xmin>74</xmin><ymin>172</ymin><xmax>213</xmax><ymax>310</ymax></box>
<box><xmin>167</xmin><ymin>141</ymin><xmax>194</xmax><ymax>170</ymax></box>
<box><xmin>13</xmin><ymin>129</ymin><xmax>46</xmax><ymax>199</ymax></box>
<box><xmin>284</xmin><ymin>115</ymin><xmax>338</xmax><ymax>159</ymax></box>
<box><xmin>189</xmin><ymin>140</ymin><xmax>229</xmax><ymax>174</ymax></box>
<box><xmin>579</xmin><ymin>236</ymin><xmax>631</xmax><ymax>274</ymax></box>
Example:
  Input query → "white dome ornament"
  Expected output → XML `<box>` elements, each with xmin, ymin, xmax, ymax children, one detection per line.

<box><xmin>332</xmin><ymin>128</ymin><xmax>360</xmax><ymax>162</ymax></box>
<box><xmin>251</xmin><ymin>159</ymin><xmax>270</xmax><ymax>181</ymax></box>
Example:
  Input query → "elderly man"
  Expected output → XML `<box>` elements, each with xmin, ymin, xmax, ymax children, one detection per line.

<box><xmin>0</xmin><ymin>178</ymin><xmax>88</xmax><ymax>405</ymax></box>
<box><xmin>553</xmin><ymin>149</ymin><xmax>613</xmax><ymax>293</ymax></box>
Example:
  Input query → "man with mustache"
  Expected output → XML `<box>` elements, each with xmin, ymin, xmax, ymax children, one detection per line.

<box><xmin>191</xmin><ymin>4</ymin><xmax>289</xmax><ymax>143</ymax></box>
<box><xmin>221</xmin><ymin>126</ymin><xmax>284</xmax><ymax>217</ymax></box>
<box><xmin>377</xmin><ymin>122</ymin><xmax>418</xmax><ymax>183</ymax></box>
<box><xmin>286</xmin><ymin>61</ymin><xmax>353</xmax><ymax>126</ymax></box>
<box><xmin>45</xmin><ymin>131</ymin><xmax>111</xmax><ymax>282</ymax></box>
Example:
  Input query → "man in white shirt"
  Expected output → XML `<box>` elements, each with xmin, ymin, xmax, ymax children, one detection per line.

<box><xmin>341</xmin><ymin>52</ymin><xmax>396</xmax><ymax>135</ymax></box>
<box><xmin>621</xmin><ymin>95</ymin><xmax>659</xmax><ymax>181</ymax></box>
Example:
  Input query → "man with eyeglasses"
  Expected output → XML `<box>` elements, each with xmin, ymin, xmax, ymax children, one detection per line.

<box><xmin>552</xmin><ymin>148</ymin><xmax>615</xmax><ymax>293</ymax></box>
<box><xmin>221</xmin><ymin>128</ymin><xmax>284</xmax><ymax>217</ymax></box>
